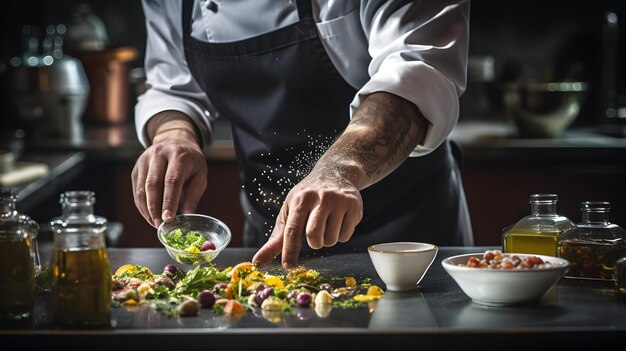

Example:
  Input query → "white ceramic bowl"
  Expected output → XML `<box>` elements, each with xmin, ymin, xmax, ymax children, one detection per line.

<box><xmin>442</xmin><ymin>252</ymin><xmax>570</xmax><ymax>306</ymax></box>
<box><xmin>368</xmin><ymin>242</ymin><xmax>438</xmax><ymax>292</ymax></box>
<box><xmin>157</xmin><ymin>214</ymin><xmax>231</xmax><ymax>265</ymax></box>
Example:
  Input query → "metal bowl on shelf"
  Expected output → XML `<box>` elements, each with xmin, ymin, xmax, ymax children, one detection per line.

<box><xmin>503</xmin><ymin>81</ymin><xmax>589</xmax><ymax>138</ymax></box>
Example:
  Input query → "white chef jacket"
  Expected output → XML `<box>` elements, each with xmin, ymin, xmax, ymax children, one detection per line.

<box><xmin>135</xmin><ymin>0</ymin><xmax>469</xmax><ymax>157</ymax></box>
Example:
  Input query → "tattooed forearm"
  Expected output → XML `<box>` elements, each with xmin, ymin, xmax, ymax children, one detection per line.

<box><xmin>314</xmin><ymin>92</ymin><xmax>428</xmax><ymax>190</ymax></box>
<box><xmin>349</xmin><ymin>93</ymin><xmax>425</xmax><ymax>178</ymax></box>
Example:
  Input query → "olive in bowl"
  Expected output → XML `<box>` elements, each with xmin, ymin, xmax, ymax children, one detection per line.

<box><xmin>442</xmin><ymin>250</ymin><xmax>569</xmax><ymax>306</ymax></box>
<box><xmin>157</xmin><ymin>214</ymin><xmax>231</xmax><ymax>266</ymax></box>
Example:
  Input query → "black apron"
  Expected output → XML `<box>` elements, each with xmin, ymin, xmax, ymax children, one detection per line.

<box><xmin>182</xmin><ymin>0</ymin><xmax>469</xmax><ymax>253</ymax></box>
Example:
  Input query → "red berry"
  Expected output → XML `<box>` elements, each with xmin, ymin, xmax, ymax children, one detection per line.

<box><xmin>164</xmin><ymin>264</ymin><xmax>178</xmax><ymax>273</ymax></box>
<box><xmin>201</xmin><ymin>240</ymin><xmax>216</xmax><ymax>251</ymax></box>
<box><xmin>198</xmin><ymin>290</ymin><xmax>216</xmax><ymax>308</ymax></box>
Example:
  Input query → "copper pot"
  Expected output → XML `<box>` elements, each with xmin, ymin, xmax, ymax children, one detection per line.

<box><xmin>79</xmin><ymin>47</ymin><xmax>138</xmax><ymax>124</ymax></box>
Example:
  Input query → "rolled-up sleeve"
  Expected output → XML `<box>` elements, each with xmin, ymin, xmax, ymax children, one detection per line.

<box><xmin>135</xmin><ymin>0</ymin><xmax>215</xmax><ymax>151</ymax></box>
<box><xmin>353</xmin><ymin>0</ymin><xmax>469</xmax><ymax>156</ymax></box>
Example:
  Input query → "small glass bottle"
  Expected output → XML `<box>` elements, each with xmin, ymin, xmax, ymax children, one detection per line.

<box><xmin>557</xmin><ymin>201</ymin><xmax>626</xmax><ymax>281</ymax></box>
<box><xmin>0</xmin><ymin>188</ymin><xmax>39</xmax><ymax>321</ymax></box>
<box><xmin>616</xmin><ymin>257</ymin><xmax>626</xmax><ymax>301</ymax></box>
<box><xmin>50</xmin><ymin>190</ymin><xmax>111</xmax><ymax>328</ymax></box>
<box><xmin>503</xmin><ymin>193</ymin><xmax>575</xmax><ymax>256</ymax></box>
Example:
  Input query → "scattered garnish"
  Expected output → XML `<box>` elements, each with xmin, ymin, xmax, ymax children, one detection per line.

<box><xmin>110</xmin><ymin>261</ymin><xmax>384</xmax><ymax>323</ymax></box>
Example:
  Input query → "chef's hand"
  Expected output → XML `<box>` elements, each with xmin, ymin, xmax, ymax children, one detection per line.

<box><xmin>252</xmin><ymin>167</ymin><xmax>363</xmax><ymax>269</ymax></box>
<box><xmin>131</xmin><ymin>111</ymin><xmax>208</xmax><ymax>228</ymax></box>
<box><xmin>252</xmin><ymin>91</ymin><xmax>427</xmax><ymax>269</ymax></box>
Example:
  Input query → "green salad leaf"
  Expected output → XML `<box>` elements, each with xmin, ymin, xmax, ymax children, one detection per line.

<box><xmin>163</xmin><ymin>229</ymin><xmax>206</xmax><ymax>252</ymax></box>
<box><xmin>174</xmin><ymin>264</ymin><xmax>229</xmax><ymax>297</ymax></box>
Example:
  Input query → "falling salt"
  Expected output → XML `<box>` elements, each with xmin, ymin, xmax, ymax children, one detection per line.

<box><xmin>241</xmin><ymin>130</ymin><xmax>337</xmax><ymax>237</ymax></box>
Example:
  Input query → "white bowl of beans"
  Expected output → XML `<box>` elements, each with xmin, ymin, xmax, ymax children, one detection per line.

<box><xmin>442</xmin><ymin>250</ymin><xmax>570</xmax><ymax>306</ymax></box>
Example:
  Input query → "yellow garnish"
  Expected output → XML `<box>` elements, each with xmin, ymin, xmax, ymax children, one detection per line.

<box><xmin>228</xmin><ymin>261</ymin><xmax>254</xmax><ymax>281</ymax></box>
<box><xmin>353</xmin><ymin>285</ymin><xmax>385</xmax><ymax>302</ymax></box>
<box><xmin>345</xmin><ymin>276</ymin><xmax>356</xmax><ymax>287</ymax></box>
<box><xmin>353</xmin><ymin>294</ymin><xmax>382</xmax><ymax>302</ymax></box>
<box><xmin>305</xmin><ymin>269</ymin><xmax>319</xmax><ymax>280</ymax></box>
<box><xmin>114</xmin><ymin>264</ymin><xmax>135</xmax><ymax>276</ymax></box>
<box><xmin>264</xmin><ymin>275</ymin><xmax>285</xmax><ymax>289</ymax></box>
<box><xmin>137</xmin><ymin>282</ymin><xmax>154</xmax><ymax>299</ymax></box>
<box><xmin>186</xmin><ymin>246</ymin><xmax>200</xmax><ymax>254</ymax></box>
<box><xmin>122</xmin><ymin>298</ymin><xmax>138</xmax><ymax>305</ymax></box>
<box><xmin>366</xmin><ymin>285</ymin><xmax>384</xmax><ymax>296</ymax></box>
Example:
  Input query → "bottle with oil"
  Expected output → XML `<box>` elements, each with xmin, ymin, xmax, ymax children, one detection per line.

<box><xmin>50</xmin><ymin>190</ymin><xmax>111</xmax><ymax>328</ymax></box>
<box><xmin>616</xmin><ymin>257</ymin><xmax>626</xmax><ymax>302</ymax></box>
<box><xmin>0</xmin><ymin>189</ymin><xmax>39</xmax><ymax>321</ymax></box>
<box><xmin>557</xmin><ymin>201</ymin><xmax>626</xmax><ymax>281</ymax></box>
<box><xmin>502</xmin><ymin>193</ymin><xmax>575</xmax><ymax>256</ymax></box>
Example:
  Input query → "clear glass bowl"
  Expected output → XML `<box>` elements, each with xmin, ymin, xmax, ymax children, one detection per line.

<box><xmin>157</xmin><ymin>214</ymin><xmax>231</xmax><ymax>266</ymax></box>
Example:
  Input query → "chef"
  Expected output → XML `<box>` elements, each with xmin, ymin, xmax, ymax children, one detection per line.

<box><xmin>132</xmin><ymin>0</ymin><xmax>474</xmax><ymax>269</ymax></box>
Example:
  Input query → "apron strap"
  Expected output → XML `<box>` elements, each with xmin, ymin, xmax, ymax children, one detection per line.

<box><xmin>182</xmin><ymin>0</ymin><xmax>193</xmax><ymax>38</ymax></box>
<box><xmin>295</xmin><ymin>0</ymin><xmax>313</xmax><ymax>20</ymax></box>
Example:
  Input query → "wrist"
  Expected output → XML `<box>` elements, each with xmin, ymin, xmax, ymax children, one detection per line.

<box><xmin>147</xmin><ymin>111</ymin><xmax>202</xmax><ymax>148</ymax></box>
<box><xmin>312</xmin><ymin>154</ymin><xmax>367</xmax><ymax>190</ymax></box>
<box><xmin>152</xmin><ymin>127</ymin><xmax>201</xmax><ymax>148</ymax></box>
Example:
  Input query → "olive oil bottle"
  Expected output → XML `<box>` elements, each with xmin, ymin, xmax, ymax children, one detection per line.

<box><xmin>502</xmin><ymin>194</ymin><xmax>575</xmax><ymax>257</ymax></box>
<box><xmin>50</xmin><ymin>191</ymin><xmax>111</xmax><ymax>328</ymax></box>
<box><xmin>0</xmin><ymin>189</ymin><xmax>39</xmax><ymax>321</ymax></box>
<box><xmin>51</xmin><ymin>247</ymin><xmax>111</xmax><ymax>326</ymax></box>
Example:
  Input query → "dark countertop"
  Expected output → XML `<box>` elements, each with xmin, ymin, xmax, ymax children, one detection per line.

<box><xmin>2</xmin><ymin>246</ymin><xmax>625</xmax><ymax>350</ymax></box>
<box><xmin>449</xmin><ymin>120</ymin><xmax>626</xmax><ymax>164</ymax></box>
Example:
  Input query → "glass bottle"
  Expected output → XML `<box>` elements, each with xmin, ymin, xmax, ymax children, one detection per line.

<box><xmin>502</xmin><ymin>193</ymin><xmax>575</xmax><ymax>256</ymax></box>
<box><xmin>557</xmin><ymin>201</ymin><xmax>626</xmax><ymax>281</ymax></box>
<box><xmin>616</xmin><ymin>257</ymin><xmax>626</xmax><ymax>301</ymax></box>
<box><xmin>50</xmin><ymin>190</ymin><xmax>111</xmax><ymax>328</ymax></box>
<box><xmin>0</xmin><ymin>188</ymin><xmax>39</xmax><ymax>321</ymax></box>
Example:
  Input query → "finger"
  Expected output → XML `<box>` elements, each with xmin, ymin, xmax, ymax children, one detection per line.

<box><xmin>304</xmin><ymin>205</ymin><xmax>326</xmax><ymax>250</ymax></box>
<box><xmin>145</xmin><ymin>157</ymin><xmax>167</xmax><ymax>228</ymax></box>
<box><xmin>338</xmin><ymin>205</ymin><xmax>361</xmax><ymax>243</ymax></box>
<box><xmin>322</xmin><ymin>210</ymin><xmax>342</xmax><ymax>247</ymax></box>
<box><xmin>179</xmin><ymin>170</ymin><xmax>207</xmax><ymax>214</ymax></box>
<box><xmin>281</xmin><ymin>205</ymin><xmax>307</xmax><ymax>269</ymax></box>
<box><xmin>161</xmin><ymin>159</ymin><xmax>185</xmax><ymax>223</ymax></box>
<box><xmin>252</xmin><ymin>209</ymin><xmax>287</xmax><ymax>267</ymax></box>
<box><xmin>132</xmin><ymin>158</ymin><xmax>152</xmax><ymax>227</ymax></box>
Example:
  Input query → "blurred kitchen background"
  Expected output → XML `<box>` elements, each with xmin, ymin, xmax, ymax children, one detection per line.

<box><xmin>0</xmin><ymin>0</ymin><xmax>624</xmax><ymax>248</ymax></box>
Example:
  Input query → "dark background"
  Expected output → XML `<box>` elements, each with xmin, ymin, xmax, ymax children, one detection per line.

<box><xmin>1</xmin><ymin>0</ymin><xmax>624</xmax><ymax>125</ymax></box>
<box><xmin>0</xmin><ymin>0</ymin><xmax>624</xmax><ymax>247</ymax></box>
